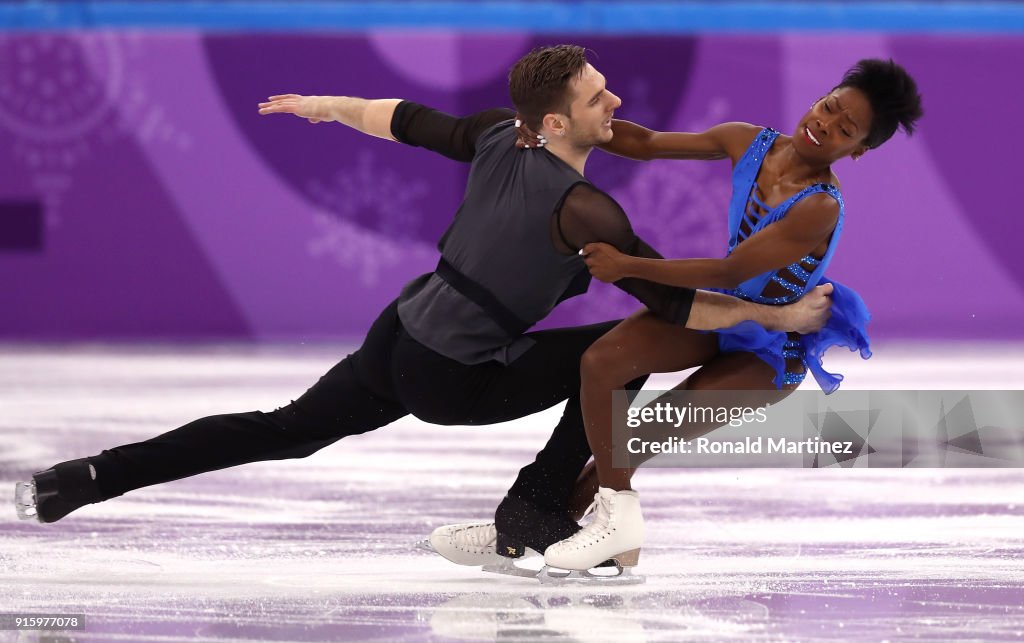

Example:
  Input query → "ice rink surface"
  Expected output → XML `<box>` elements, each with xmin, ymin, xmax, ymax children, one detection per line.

<box><xmin>2</xmin><ymin>343</ymin><xmax>1024</xmax><ymax>642</ymax></box>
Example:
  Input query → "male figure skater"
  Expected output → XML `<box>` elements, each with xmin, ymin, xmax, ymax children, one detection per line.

<box><xmin>17</xmin><ymin>46</ymin><xmax>831</xmax><ymax>559</ymax></box>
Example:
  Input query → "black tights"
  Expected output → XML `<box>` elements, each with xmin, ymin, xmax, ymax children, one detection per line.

<box><xmin>91</xmin><ymin>299</ymin><xmax>644</xmax><ymax>514</ymax></box>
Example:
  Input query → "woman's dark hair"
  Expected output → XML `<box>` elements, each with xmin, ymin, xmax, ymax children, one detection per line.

<box><xmin>835</xmin><ymin>58</ymin><xmax>923</xmax><ymax>149</ymax></box>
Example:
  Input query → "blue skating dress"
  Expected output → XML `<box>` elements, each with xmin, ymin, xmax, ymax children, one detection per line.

<box><xmin>713</xmin><ymin>127</ymin><xmax>871</xmax><ymax>393</ymax></box>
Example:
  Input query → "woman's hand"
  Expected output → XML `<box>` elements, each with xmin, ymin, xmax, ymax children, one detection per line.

<box><xmin>582</xmin><ymin>242</ymin><xmax>631</xmax><ymax>282</ymax></box>
<box><xmin>514</xmin><ymin>118</ymin><xmax>547</xmax><ymax>149</ymax></box>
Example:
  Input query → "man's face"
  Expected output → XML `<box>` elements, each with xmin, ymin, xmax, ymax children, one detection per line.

<box><xmin>561</xmin><ymin>63</ymin><xmax>622</xmax><ymax>147</ymax></box>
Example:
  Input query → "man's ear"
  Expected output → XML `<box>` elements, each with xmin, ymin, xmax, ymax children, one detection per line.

<box><xmin>542</xmin><ymin>113</ymin><xmax>567</xmax><ymax>136</ymax></box>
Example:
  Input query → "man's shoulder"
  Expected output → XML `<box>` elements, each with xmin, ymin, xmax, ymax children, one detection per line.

<box><xmin>467</xmin><ymin>118</ymin><xmax>517</xmax><ymax>164</ymax></box>
<box><xmin>476</xmin><ymin>116</ymin><xmax>515</xmax><ymax>144</ymax></box>
<box><xmin>561</xmin><ymin>181</ymin><xmax>621</xmax><ymax>217</ymax></box>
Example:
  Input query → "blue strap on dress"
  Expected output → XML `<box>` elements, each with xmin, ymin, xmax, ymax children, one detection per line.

<box><xmin>713</xmin><ymin>127</ymin><xmax>872</xmax><ymax>393</ymax></box>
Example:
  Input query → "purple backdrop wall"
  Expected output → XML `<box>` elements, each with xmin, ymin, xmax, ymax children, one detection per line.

<box><xmin>1</xmin><ymin>32</ymin><xmax>1019</xmax><ymax>341</ymax></box>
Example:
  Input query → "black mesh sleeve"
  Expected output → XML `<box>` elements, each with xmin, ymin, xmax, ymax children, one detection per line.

<box><xmin>556</xmin><ymin>182</ymin><xmax>695</xmax><ymax>325</ymax></box>
<box><xmin>389</xmin><ymin>101</ymin><xmax>515</xmax><ymax>162</ymax></box>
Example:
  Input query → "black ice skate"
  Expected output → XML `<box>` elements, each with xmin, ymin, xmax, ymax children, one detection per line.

<box><xmin>492</xmin><ymin>493</ymin><xmax>584</xmax><ymax>557</ymax></box>
<box><xmin>14</xmin><ymin>458</ymin><xmax>103</xmax><ymax>523</ymax></box>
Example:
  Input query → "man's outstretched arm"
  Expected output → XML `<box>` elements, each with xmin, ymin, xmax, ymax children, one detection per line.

<box><xmin>258</xmin><ymin>94</ymin><xmax>402</xmax><ymax>140</ymax></box>
<box><xmin>259</xmin><ymin>95</ymin><xmax>513</xmax><ymax>162</ymax></box>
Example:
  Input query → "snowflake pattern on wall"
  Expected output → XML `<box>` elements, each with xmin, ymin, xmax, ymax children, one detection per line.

<box><xmin>307</xmin><ymin>151</ymin><xmax>430</xmax><ymax>241</ymax></box>
<box><xmin>306</xmin><ymin>151</ymin><xmax>432</xmax><ymax>285</ymax></box>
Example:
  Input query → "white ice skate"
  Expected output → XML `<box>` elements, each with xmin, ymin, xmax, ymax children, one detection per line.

<box><xmin>540</xmin><ymin>487</ymin><xmax>645</xmax><ymax>585</ymax></box>
<box><xmin>419</xmin><ymin>522</ymin><xmax>542</xmax><ymax>578</ymax></box>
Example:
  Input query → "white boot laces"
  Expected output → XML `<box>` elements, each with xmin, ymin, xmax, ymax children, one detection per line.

<box><xmin>456</xmin><ymin>523</ymin><xmax>496</xmax><ymax>550</ymax></box>
<box><xmin>570</xmin><ymin>492</ymin><xmax>614</xmax><ymax>548</ymax></box>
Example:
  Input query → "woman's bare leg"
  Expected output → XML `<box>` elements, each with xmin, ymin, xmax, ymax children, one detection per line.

<box><xmin>570</xmin><ymin>349</ymin><xmax>802</xmax><ymax>518</ymax></box>
<box><xmin>578</xmin><ymin>309</ymin><xmax>720</xmax><ymax>492</ymax></box>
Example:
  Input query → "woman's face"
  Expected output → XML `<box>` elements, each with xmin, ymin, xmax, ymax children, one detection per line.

<box><xmin>793</xmin><ymin>86</ymin><xmax>873</xmax><ymax>163</ymax></box>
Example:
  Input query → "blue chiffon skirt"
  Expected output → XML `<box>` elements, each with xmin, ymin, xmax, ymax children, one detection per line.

<box><xmin>714</xmin><ymin>278</ymin><xmax>872</xmax><ymax>393</ymax></box>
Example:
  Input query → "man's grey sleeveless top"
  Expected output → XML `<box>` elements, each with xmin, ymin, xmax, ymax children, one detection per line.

<box><xmin>397</xmin><ymin>121</ymin><xmax>591</xmax><ymax>365</ymax></box>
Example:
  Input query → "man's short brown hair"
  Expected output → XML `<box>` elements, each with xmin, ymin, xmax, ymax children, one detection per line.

<box><xmin>508</xmin><ymin>45</ymin><xmax>589</xmax><ymax>131</ymax></box>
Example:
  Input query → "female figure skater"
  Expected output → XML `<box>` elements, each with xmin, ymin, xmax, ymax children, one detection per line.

<box><xmin>537</xmin><ymin>58</ymin><xmax>923</xmax><ymax>576</ymax></box>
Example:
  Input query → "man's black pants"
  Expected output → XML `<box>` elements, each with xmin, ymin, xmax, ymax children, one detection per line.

<box><xmin>91</xmin><ymin>299</ymin><xmax>641</xmax><ymax>513</ymax></box>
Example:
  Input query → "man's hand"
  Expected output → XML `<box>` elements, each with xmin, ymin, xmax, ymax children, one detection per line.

<box><xmin>258</xmin><ymin>94</ymin><xmax>337</xmax><ymax>124</ymax></box>
<box><xmin>783</xmin><ymin>283</ymin><xmax>833</xmax><ymax>334</ymax></box>
<box><xmin>582</xmin><ymin>242</ymin><xmax>632</xmax><ymax>282</ymax></box>
<box><xmin>257</xmin><ymin>95</ymin><xmax>400</xmax><ymax>140</ymax></box>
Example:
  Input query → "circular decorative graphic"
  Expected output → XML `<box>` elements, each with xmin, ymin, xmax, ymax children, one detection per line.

<box><xmin>0</xmin><ymin>34</ymin><xmax>123</xmax><ymax>143</ymax></box>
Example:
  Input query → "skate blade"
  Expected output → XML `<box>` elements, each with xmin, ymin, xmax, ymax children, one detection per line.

<box><xmin>481</xmin><ymin>553</ymin><xmax>543</xmax><ymax>579</ymax></box>
<box><xmin>14</xmin><ymin>481</ymin><xmax>39</xmax><ymax>522</ymax></box>
<box><xmin>537</xmin><ymin>565</ymin><xmax>645</xmax><ymax>586</ymax></box>
<box><xmin>414</xmin><ymin>538</ymin><xmax>436</xmax><ymax>554</ymax></box>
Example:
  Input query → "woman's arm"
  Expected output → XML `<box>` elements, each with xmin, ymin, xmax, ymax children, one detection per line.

<box><xmin>583</xmin><ymin>193</ymin><xmax>840</xmax><ymax>289</ymax></box>
<box><xmin>598</xmin><ymin>120</ymin><xmax>761</xmax><ymax>161</ymax></box>
<box><xmin>557</xmin><ymin>183</ymin><xmax>832</xmax><ymax>334</ymax></box>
